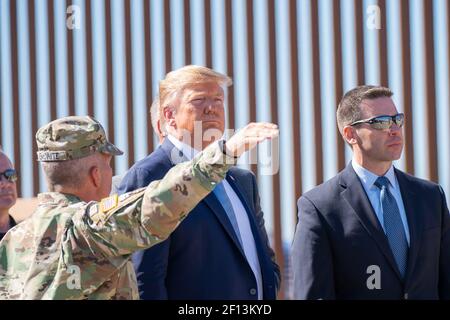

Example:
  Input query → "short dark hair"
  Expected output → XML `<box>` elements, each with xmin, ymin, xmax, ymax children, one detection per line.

<box><xmin>336</xmin><ymin>85</ymin><xmax>393</xmax><ymax>134</ymax></box>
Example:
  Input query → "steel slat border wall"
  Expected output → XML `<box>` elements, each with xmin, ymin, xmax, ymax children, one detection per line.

<box><xmin>1</xmin><ymin>0</ymin><xmax>450</xmax><ymax>299</ymax></box>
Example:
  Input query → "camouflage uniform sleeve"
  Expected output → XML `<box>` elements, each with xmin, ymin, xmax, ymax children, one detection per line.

<box><xmin>72</xmin><ymin>140</ymin><xmax>237</xmax><ymax>257</ymax></box>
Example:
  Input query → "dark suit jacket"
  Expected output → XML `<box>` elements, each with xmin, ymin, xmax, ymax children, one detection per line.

<box><xmin>117</xmin><ymin>139</ymin><xmax>280</xmax><ymax>300</ymax></box>
<box><xmin>292</xmin><ymin>163</ymin><xmax>450</xmax><ymax>299</ymax></box>
<box><xmin>0</xmin><ymin>215</ymin><xmax>16</xmax><ymax>241</ymax></box>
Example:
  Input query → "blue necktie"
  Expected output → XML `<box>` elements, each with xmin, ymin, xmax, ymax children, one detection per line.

<box><xmin>374</xmin><ymin>176</ymin><xmax>408</xmax><ymax>278</ymax></box>
<box><xmin>213</xmin><ymin>182</ymin><xmax>243</xmax><ymax>247</ymax></box>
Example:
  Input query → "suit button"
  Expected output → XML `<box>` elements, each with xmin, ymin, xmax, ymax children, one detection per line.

<box><xmin>404</xmin><ymin>293</ymin><xmax>408</xmax><ymax>300</ymax></box>
<box><xmin>250</xmin><ymin>288</ymin><xmax>257</xmax><ymax>296</ymax></box>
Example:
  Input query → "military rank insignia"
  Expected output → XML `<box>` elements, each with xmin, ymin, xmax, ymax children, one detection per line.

<box><xmin>100</xmin><ymin>194</ymin><xmax>118</xmax><ymax>213</ymax></box>
<box><xmin>89</xmin><ymin>204</ymin><xmax>99</xmax><ymax>216</ymax></box>
<box><xmin>118</xmin><ymin>193</ymin><xmax>131</xmax><ymax>202</ymax></box>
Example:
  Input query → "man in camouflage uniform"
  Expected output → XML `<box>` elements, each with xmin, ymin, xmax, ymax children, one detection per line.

<box><xmin>0</xmin><ymin>116</ymin><xmax>278</xmax><ymax>299</ymax></box>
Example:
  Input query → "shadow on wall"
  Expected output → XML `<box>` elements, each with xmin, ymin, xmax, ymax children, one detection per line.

<box><xmin>9</xmin><ymin>198</ymin><xmax>38</xmax><ymax>222</ymax></box>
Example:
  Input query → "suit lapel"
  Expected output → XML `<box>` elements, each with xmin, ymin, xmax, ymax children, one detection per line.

<box><xmin>395</xmin><ymin>169</ymin><xmax>421</xmax><ymax>286</ymax></box>
<box><xmin>225</xmin><ymin>171</ymin><xmax>264</xmax><ymax>251</ymax></box>
<box><xmin>203</xmin><ymin>190</ymin><xmax>247</xmax><ymax>258</ymax></box>
<box><xmin>340</xmin><ymin>164</ymin><xmax>403</xmax><ymax>281</ymax></box>
<box><xmin>225</xmin><ymin>172</ymin><xmax>256</xmax><ymax>229</ymax></box>
<box><xmin>226</xmin><ymin>171</ymin><xmax>276</xmax><ymax>295</ymax></box>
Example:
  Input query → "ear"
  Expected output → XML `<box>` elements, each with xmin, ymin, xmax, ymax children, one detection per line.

<box><xmin>156</xmin><ymin>120</ymin><xmax>167</xmax><ymax>137</ymax></box>
<box><xmin>342</xmin><ymin>125</ymin><xmax>358</xmax><ymax>146</ymax></box>
<box><xmin>89</xmin><ymin>165</ymin><xmax>101</xmax><ymax>189</ymax></box>
<box><xmin>163</xmin><ymin>106</ymin><xmax>177</xmax><ymax>128</ymax></box>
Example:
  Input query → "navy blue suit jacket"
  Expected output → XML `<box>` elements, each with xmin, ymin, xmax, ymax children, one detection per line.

<box><xmin>117</xmin><ymin>139</ymin><xmax>280</xmax><ymax>300</ymax></box>
<box><xmin>292</xmin><ymin>163</ymin><xmax>450</xmax><ymax>299</ymax></box>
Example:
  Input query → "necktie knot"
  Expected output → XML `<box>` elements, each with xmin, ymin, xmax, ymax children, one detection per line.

<box><xmin>374</xmin><ymin>176</ymin><xmax>390</xmax><ymax>190</ymax></box>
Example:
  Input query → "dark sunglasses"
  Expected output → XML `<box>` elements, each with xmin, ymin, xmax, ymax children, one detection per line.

<box><xmin>0</xmin><ymin>169</ymin><xmax>18</xmax><ymax>182</ymax></box>
<box><xmin>350</xmin><ymin>113</ymin><xmax>404</xmax><ymax>130</ymax></box>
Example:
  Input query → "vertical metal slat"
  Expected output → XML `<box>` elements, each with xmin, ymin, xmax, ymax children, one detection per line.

<box><xmin>225</xmin><ymin>0</ymin><xmax>235</xmax><ymax>130</ymax></box>
<box><xmin>423</xmin><ymin>0</ymin><xmax>438</xmax><ymax>182</ymax></box>
<box><xmin>355</xmin><ymin>0</ymin><xmax>365</xmax><ymax>85</ymax></box>
<box><xmin>85</xmin><ymin>0</ymin><xmax>94</xmax><ymax>117</ymax></box>
<box><xmin>28</xmin><ymin>0</ymin><xmax>39</xmax><ymax>196</ymax></box>
<box><xmin>204</xmin><ymin>0</ymin><xmax>212</xmax><ymax>68</ymax></box>
<box><xmin>105</xmin><ymin>0</ymin><xmax>116</xmax><ymax>171</ymax></box>
<box><xmin>47</xmin><ymin>0</ymin><xmax>57</xmax><ymax>120</ymax></box>
<box><xmin>400</xmin><ymin>0</ymin><xmax>414</xmax><ymax>175</ymax></box>
<box><xmin>267</xmin><ymin>0</ymin><xmax>284</xmax><ymax>300</ymax></box>
<box><xmin>289</xmin><ymin>0</ymin><xmax>303</xmax><ymax>206</ymax></box>
<box><xmin>66</xmin><ymin>0</ymin><xmax>75</xmax><ymax>115</ymax></box>
<box><xmin>333</xmin><ymin>0</ymin><xmax>345</xmax><ymax>172</ymax></box>
<box><xmin>164</xmin><ymin>0</ymin><xmax>172</xmax><ymax>72</ymax></box>
<box><xmin>144</xmin><ymin>0</ymin><xmax>154</xmax><ymax>152</ymax></box>
<box><xmin>184</xmin><ymin>0</ymin><xmax>192</xmax><ymax>65</ymax></box>
<box><xmin>10</xmin><ymin>0</ymin><xmax>22</xmax><ymax>196</ymax></box>
<box><xmin>124</xmin><ymin>0</ymin><xmax>135</xmax><ymax>168</ymax></box>
<box><xmin>246</xmin><ymin>0</ymin><xmax>257</xmax><ymax>176</ymax></box>
<box><xmin>311</xmin><ymin>0</ymin><xmax>324</xmax><ymax>185</ymax></box>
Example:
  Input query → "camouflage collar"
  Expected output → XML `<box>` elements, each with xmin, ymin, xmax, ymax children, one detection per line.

<box><xmin>37</xmin><ymin>192</ymin><xmax>82</xmax><ymax>206</ymax></box>
<box><xmin>9</xmin><ymin>214</ymin><xmax>16</xmax><ymax>227</ymax></box>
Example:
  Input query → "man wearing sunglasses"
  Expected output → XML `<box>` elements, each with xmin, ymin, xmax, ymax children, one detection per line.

<box><xmin>292</xmin><ymin>85</ymin><xmax>450</xmax><ymax>299</ymax></box>
<box><xmin>0</xmin><ymin>151</ymin><xmax>17</xmax><ymax>241</ymax></box>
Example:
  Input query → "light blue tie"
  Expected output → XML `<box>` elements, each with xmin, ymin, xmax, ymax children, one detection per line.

<box><xmin>213</xmin><ymin>182</ymin><xmax>243</xmax><ymax>247</ymax></box>
<box><xmin>374</xmin><ymin>176</ymin><xmax>408</xmax><ymax>279</ymax></box>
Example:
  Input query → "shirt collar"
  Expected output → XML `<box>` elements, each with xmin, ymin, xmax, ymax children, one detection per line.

<box><xmin>351</xmin><ymin>160</ymin><xmax>397</xmax><ymax>190</ymax></box>
<box><xmin>167</xmin><ymin>134</ymin><xmax>200</xmax><ymax>161</ymax></box>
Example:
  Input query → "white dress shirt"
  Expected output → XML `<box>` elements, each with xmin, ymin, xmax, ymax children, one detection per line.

<box><xmin>168</xmin><ymin>135</ymin><xmax>264</xmax><ymax>299</ymax></box>
<box><xmin>352</xmin><ymin>160</ymin><xmax>410</xmax><ymax>245</ymax></box>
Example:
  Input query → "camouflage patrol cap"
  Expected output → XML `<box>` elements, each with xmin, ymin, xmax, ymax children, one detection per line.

<box><xmin>36</xmin><ymin>116</ymin><xmax>123</xmax><ymax>162</ymax></box>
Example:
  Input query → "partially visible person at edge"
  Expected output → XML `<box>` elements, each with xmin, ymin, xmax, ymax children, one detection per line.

<box><xmin>0</xmin><ymin>151</ymin><xmax>18</xmax><ymax>241</ymax></box>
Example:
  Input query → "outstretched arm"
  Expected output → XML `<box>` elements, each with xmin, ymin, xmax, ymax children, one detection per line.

<box><xmin>74</xmin><ymin>123</ymin><xmax>279</xmax><ymax>257</ymax></box>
